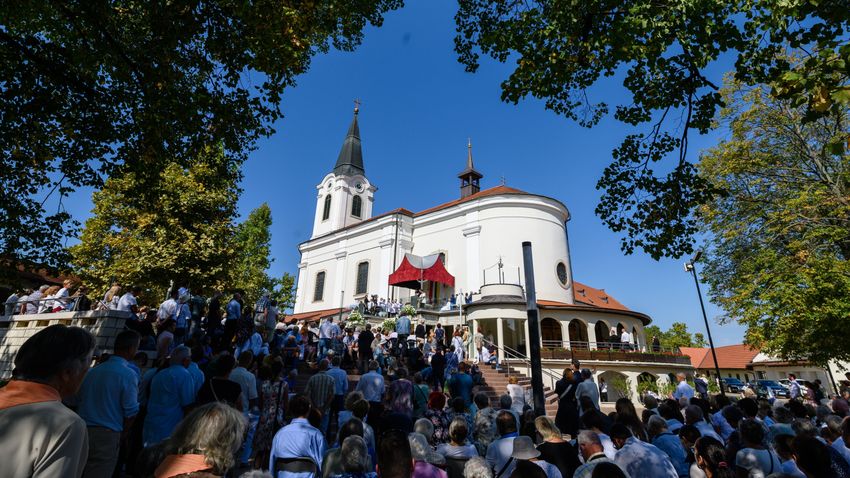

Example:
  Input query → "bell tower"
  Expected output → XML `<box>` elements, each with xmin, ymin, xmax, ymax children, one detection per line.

<box><xmin>458</xmin><ymin>138</ymin><xmax>483</xmax><ymax>198</ymax></box>
<box><xmin>311</xmin><ymin>102</ymin><xmax>376</xmax><ymax>238</ymax></box>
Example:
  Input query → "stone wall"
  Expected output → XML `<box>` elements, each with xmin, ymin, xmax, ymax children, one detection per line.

<box><xmin>0</xmin><ymin>310</ymin><xmax>131</xmax><ymax>379</ymax></box>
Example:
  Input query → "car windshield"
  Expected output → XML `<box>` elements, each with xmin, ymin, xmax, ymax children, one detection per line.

<box><xmin>758</xmin><ymin>380</ymin><xmax>782</xmax><ymax>387</ymax></box>
<box><xmin>724</xmin><ymin>378</ymin><xmax>744</xmax><ymax>385</ymax></box>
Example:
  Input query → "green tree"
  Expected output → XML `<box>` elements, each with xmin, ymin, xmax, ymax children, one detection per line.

<box><xmin>0</xmin><ymin>0</ymin><xmax>401</xmax><ymax>268</ymax></box>
<box><xmin>70</xmin><ymin>147</ymin><xmax>239</xmax><ymax>299</ymax></box>
<box><xmin>270</xmin><ymin>272</ymin><xmax>297</xmax><ymax>312</ymax></box>
<box><xmin>454</xmin><ymin>2</ymin><xmax>849</xmax><ymax>259</ymax></box>
<box><xmin>231</xmin><ymin>203</ymin><xmax>275</xmax><ymax>304</ymax></box>
<box><xmin>644</xmin><ymin>322</ymin><xmax>707</xmax><ymax>350</ymax></box>
<box><xmin>699</xmin><ymin>78</ymin><xmax>850</xmax><ymax>365</ymax></box>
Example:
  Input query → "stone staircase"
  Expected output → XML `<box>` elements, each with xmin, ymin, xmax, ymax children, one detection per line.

<box><xmin>473</xmin><ymin>362</ymin><xmax>560</xmax><ymax>417</ymax></box>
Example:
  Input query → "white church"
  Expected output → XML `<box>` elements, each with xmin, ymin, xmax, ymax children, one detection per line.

<box><xmin>289</xmin><ymin>108</ymin><xmax>693</xmax><ymax>400</ymax></box>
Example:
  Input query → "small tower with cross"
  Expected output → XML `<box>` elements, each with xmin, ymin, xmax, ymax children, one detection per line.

<box><xmin>458</xmin><ymin>138</ymin><xmax>483</xmax><ymax>199</ymax></box>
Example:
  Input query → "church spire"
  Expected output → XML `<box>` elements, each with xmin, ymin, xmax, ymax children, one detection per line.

<box><xmin>458</xmin><ymin>138</ymin><xmax>483</xmax><ymax>198</ymax></box>
<box><xmin>333</xmin><ymin>101</ymin><xmax>365</xmax><ymax>176</ymax></box>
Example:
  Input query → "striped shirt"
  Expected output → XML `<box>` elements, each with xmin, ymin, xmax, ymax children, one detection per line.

<box><xmin>305</xmin><ymin>372</ymin><xmax>335</xmax><ymax>411</ymax></box>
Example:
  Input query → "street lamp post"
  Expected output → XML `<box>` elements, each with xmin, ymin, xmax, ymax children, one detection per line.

<box><xmin>685</xmin><ymin>251</ymin><xmax>725</xmax><ymax>395</ymax></box>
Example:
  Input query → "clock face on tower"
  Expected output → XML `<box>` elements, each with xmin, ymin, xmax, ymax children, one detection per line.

<box><xmin>354</xmin><ymin>182</ymin><xmax>364</xmax><ymax>192</ymax></box>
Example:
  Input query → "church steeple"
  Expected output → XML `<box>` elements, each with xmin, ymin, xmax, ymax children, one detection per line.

<box><xmin>333</xmin><ymin>102</ymin><xmax>365</xmax><ymax>176</ymax></box>
<box><xmin>458</xmin><ymin>138</ymin><xmax>483</xmax><ymax>198</ymax></box>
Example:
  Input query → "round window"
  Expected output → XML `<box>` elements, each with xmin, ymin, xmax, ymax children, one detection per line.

<box><xmin>556</xmin><ymin>262</ymin><xmax>568</xmax><ymax>286</ymax></box>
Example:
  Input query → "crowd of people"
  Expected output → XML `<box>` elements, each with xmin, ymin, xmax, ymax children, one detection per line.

<box><xmin>3</xmin><ymin>280</ymin><xmax>91</xmax><ymax>315</ymax></box>
<box><xmin>4</xmin><ymin>292</ymin><xmax>850</xmax><ymax>478</ymax></box>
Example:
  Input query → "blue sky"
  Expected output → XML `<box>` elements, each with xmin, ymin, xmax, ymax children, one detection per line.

<box><xmin>64</xmin><ymin>1</ymin><xmax>746</xmax><ymax>345</ymax></box>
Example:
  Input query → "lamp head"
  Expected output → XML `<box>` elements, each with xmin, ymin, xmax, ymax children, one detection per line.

<box><xmin>684</xmin><ymin>262</ymin><xmax>694</xmax><ymax>272</ymax></box>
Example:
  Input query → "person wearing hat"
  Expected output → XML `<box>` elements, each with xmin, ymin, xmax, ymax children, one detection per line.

<box><xmin>408</xmin><ymin>432</ymin><xmax>447</xmax><ymax>477</ymax></box>
<box><xmin>509</xmin><ymin>435</ymin><xmax>562</xmax><ymax>478</ymax></box>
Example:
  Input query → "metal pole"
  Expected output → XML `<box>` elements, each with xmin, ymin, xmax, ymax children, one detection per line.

<box><xmin>825</xmin><ymin>362</ymin><xmax>838</xmax><ymax>396</ymax></box>
<box><xmin>521</xmin><ymin>241</ymin><xmax>546</xmax><ymax>416</ymax></box>
<box><xmin>687</xmin><ymin>259</ymin><xmax>725</xmax><ymax>396</ymax></box>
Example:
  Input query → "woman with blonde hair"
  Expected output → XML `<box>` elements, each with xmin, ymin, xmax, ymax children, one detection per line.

<box><xmin>535</xmin><ymin>416</ymin><xmax>580</xmax><ymax>478</ymax></box>
<box><xmin>154</xmin><ymin>402</ymin><xmax>247</xmax><ymax>478</ymax></box>
<box><xmin>103</xmin><ymin>283</ymin><xmax>122</xmax><ymax>310</ymax></box>
<box><xmin>38</xmin><ymin>285</ymin><xmax>61</xmax><ymax>313</ymax></box>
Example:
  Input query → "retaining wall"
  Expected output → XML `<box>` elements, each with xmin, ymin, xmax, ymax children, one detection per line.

<box><xmin>0</xmin><ymin>310</ymin><xmax>130</xmax><ymax>379</ymax></box>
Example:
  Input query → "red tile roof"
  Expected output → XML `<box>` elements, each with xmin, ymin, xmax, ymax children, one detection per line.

<box><xmin>414</xmin><ymin>185</ymin><xmax>527</xmax><ymax>217</ymax></box>
<box><xmin>680</xmin><ymin>344</ymin><xmax>759</xmax><ymax>370</ymax></box>
<box><xmin>679</xmin><ymin>347</ymin><xmax>711</xmax><ymax>369</ymax></box>
<box><xmin>572</xmin><ymin>281</ymin><xmax>630</xmax><ymax>311</ymax></box>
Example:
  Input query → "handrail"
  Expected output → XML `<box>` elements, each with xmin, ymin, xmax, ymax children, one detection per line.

<box><xmin>540</xmin><ymin>339</ymin><xmax>683</xmax><ymax>356</ymax></box>
<box><xmin>481</xmin><ymin>338</ymin><xmax>563</xmax><ymax>390</ymax></box>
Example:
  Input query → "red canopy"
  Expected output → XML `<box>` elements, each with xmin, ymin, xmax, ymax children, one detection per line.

<box><xmin>388</xmin><ymin>253</ymin><xmax>455</xmax><ymax>289</ymax></box>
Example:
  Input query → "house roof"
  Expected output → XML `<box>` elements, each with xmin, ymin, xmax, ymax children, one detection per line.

<box><xmin>680</xmin><ymin>344</ymin><xmax>759</xmax><ymax>370</ymax></box>
<box><xmin>283</xmin><ymin>307</ymin><xmax>349</xmax><ymax>324</ymax></box>
<box><xmin>679</xmin><ymin>347</ymin><xmax>711</xmax><ymax>369</ymax></box>
<box><xmin>414</xmin><ymin>185</ymin><xmax>527</xmax><ymax>217</ymax></box>
<box><xmin>572</xmin><ymin>281</ymin><xmax>630</xmax><ymax>311</ymax></box>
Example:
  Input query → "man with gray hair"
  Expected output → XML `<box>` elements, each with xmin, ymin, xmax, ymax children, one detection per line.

<box><xmin>0</xmin><ymin>325</ymin><xmax>95</xmax><ymax>478</ymax></box>
<box><xmin>143</xmin><ymin>345</ymin><xmax>196</xmax><ymax>445</ymax></box>
<box><xmin>648</xmin><ymin>415</ymin><xmax>689</xmax><ymax>477</ymax></box>
<box><xmin>25</xmin><ymin>284</ymin><xmax>49</xmax><ymax>314</ymax></box>
<box><xmin>574</xmin><ymin>430</ymin><xmax>626</xmax><ymax>478</ymax></box>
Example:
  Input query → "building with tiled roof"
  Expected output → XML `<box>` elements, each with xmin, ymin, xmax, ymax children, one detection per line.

<box><xmin>680</xmin><ymin>344</ymin><xmax>760</xmax><ymax>383</ymax></box>
<box><xmin>291</xmin><ymin>108</ymin><xmax>692</xmax><ymax>401</ymax></box>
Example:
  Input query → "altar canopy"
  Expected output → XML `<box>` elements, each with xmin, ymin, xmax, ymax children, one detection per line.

<box><xmin>388</xmin><ymin>253</ymin><xmax>455</xmax><ymax>289</ymax></box>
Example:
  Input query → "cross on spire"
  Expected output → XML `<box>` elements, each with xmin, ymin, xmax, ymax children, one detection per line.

<box><xmin>353</xmin><ymin>98</ymin><xmax>361</xmax><ymax>114</ymax></box>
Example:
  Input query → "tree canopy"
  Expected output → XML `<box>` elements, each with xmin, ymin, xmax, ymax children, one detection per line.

<box><xmin>454</xmin><ymin>0</ymin><xmax>849</xmax><ymax>259</ymax></box>
<box><xmin>70</xmin><ymin>147</ymin><xmax>239</xmax><ymax>299</ymax></box>
<box><xmin>699</xmin><ymin>77</ymin><xmax>850</xmax><ymax>365</ymax></box>
<box><xmin>0</xmin><ymin>0</ymin><xmax>402</xmax><ymax>269</ymax></box>
<box><xmin>231</xmin><ymin>203</ymin><xmax>275</xmax><ymax>304</ymax></box>
<box><xmin>644</xmin><ymin>322</ymin><xmax>707</xmax><ymax>350</ymax></box>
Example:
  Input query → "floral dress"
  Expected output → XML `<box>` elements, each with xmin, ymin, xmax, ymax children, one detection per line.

<box><xmin>423</xmin><ymin>408</ymin><xmax>451</xmax><ymax>445</ymax></box>
<box><xmin>253</xmin><ymin>379</ymin><xmax>288</xmax><ymax>453</ymax></box>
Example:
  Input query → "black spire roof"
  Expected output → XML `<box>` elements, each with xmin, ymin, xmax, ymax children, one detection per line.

<box><xmin>333</xmin><ymin>109</ymin><xmax>364</xmax><ymax>177</ymax></box>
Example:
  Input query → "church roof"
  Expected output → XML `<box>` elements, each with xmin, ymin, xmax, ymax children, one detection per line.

<box><xmin>415</xmin><ymin>185</ymin><xmax>526</xmax><ymax>216</ymax></box>
<box><xmin>333</xmin><ymin>112</ymin><xmax>364</xmax><ymax>177</ymax></box>
<box><xmin>571</xmin><ymin>281</ymin><xmax>630</xmax><ymax>311</ymax></box>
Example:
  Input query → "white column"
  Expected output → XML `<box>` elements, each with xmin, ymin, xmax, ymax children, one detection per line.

<box><xmin>587</xmin><ymin>322</ymin><xmax>598</xmax><ymax>350</ymax></box>
<box><xmin>294</xmin><ymin>261</ymin><xmax>309</xmax><ymax>313</ymax></box>
<box><xmin>463</xmin><ymin>223</ymin><xmax>482</xmax><ymax>292</ymax></box>
<box><xmin>378</xmin><ymin>238</ymin><xmax>394</xmax><ymax>300</ymax></box>
<box><xmin>561</xmin><ymin>320</ymin><xmax>571</xmax><ymax>349</ymax></box>
<box><xmin>497</xmin><ymin>317</ymin><xmax>505</xmax><ymax>363</ymax></box>
<box><xmin>334</xmin><ymin>250</ymin><xmax>347</xmax><ymax>308</ymax></box>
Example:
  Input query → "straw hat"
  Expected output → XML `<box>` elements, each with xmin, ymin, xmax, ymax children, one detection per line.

<box><xmin>511</xmin><ymin>436</ymin><xmax>541</xmax><ymax>460</ymax></box>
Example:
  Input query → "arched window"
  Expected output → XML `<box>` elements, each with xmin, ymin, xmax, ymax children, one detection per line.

<box><xmin>355</xmin><ymin>262</ymin><xmax>369</xmax><ymax>295</ymax></box>
<box><xmin>322</xmin><ymin>195</ymin><xmax>332</xmax><ymax>221</ymax></box>
<box><xmin>351</xmin><ymin>196</ymin><xmax>362</xmax><ymax>218</ymax></box>
<box><xmin>313</xmin><ymin>271</ymin><xmax>326</xmax><ymax>301</ymax></box>
<box><xmin>568</xmin><ymin>319</ymin><xmax>589</xmax><ymax>349</ymax></box>
<box><xmin>594</xmin><ymin>321</ymin><xmax>609</xmax><ymax>348</ymax></box>
<box><xmin>540</xmin><ymin>318</ymin><xmax>562</xmax><ymax>346</ymax></box>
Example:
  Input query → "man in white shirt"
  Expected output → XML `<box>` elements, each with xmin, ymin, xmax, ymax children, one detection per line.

<box><xmin>485</xmin><ymin>410</ymin><xmax>520</xmax><ymax>477</ymax></box>
<box><xmin>620</xmin><ymin>329</ymin><xmax>632</xmax><ymax>351</ymax></box>
<box><xmin>117</xmin><ymin>286</ymin><xmax>141</xmax><ymax>315</ymax></box>
<box><xmin>576</xmin><ymin>369</ymin><xmax>600</xmax><ymax>415</ymax></box>
<box><xmin>157</xmin><ymin>290</ymin><xmax>179</xmax><ymax>322</ymax></box>
<box><xmin>25</xmin><ymin>285</ymin><xmax>48</xmax><ymax>314</ymax></box>
<box><xmin>788</xmin><ymin>374</ymin><xmax>802</xmax><ymax>400</ymax></box>
<box><xmin>610</xmin><ymin>423</ymin><xmax>678</xmax><ymax>478</ymax></box>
